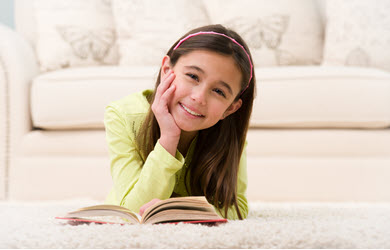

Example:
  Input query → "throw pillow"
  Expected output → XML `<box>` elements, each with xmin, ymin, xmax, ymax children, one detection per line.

<box><xmin>323</xmin><ymin>0</ymin><xmax>390</xmax><ymax>72</ymax></box>
<box><xmin>34</xmin><ymin>0</ymin><xmax>119</xmax><ymax>72</ymax></box>
<box><xmin>204</xmin><ymin>0</ymin><xmax>324</xmax><ymax>67</ymax></box>
<box><xmin>112</xmin><ymin>0</ymin><xmax>210</xmax><ymax>67</ymax></box>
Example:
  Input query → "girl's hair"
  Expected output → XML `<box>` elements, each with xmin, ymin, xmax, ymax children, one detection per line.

<box><xmin>136</xmin><ymin>24</ymin><xmax>256</xmax><ymax>219</ymax></box>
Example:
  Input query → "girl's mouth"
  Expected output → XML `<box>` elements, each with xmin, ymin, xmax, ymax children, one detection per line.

<box><xmin>179</xmin><ymin>103</ymin><xmax>204</xmax><ymax>117</ymax></box>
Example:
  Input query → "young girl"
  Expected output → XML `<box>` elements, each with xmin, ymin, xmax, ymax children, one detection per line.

<box><xmin>104</xmin><ymin>24</ymin><xmax>256</xmax><ymax>220</ymax></box>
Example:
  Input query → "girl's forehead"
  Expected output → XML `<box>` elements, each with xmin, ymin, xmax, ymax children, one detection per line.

<box><xmin>178</xmin><ymin>50</ymin><xmax>231</xmax><ymax>62</ymax></box>
<box><xmin>176</xmin><ymin>50</ymin><xmax>239</xmax><ymax>72</ymax></box>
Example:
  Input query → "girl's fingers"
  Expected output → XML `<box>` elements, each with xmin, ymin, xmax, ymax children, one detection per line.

<box><xmin>160</xmin><ymin>84</ymin><xmax>176</xmax><ymax>103</ymax></box>
<box><xmin>155</xmin><ymin>71</ymin><xmax>175</xmax><ymax>103</ymax></box>
<box><xmin>161</xmin><ymin>71</ymin><xmax>175</xmax><ymax>90</ymax></box>
<box><xmin>155</xmin><ymin>73</ymin><xmax>175</xmax><ymax>103</ymax></box>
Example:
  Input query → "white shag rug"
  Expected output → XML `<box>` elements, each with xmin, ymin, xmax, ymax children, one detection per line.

<box><xmin>0</xmin><ymin>199</ymin><xmax>389</xmax><ymax>248</ymax></box>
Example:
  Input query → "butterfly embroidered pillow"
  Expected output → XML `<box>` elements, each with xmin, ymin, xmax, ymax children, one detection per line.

<box><xmin>323</xmin><ymin>0</ymin><xmax>390</xmax><ymax>72</ymax></box>
<box><xmin>112</xmin><ymin>0</ymin><xmax>210</xmax><ymax>67</ymax></box>
<box><xmin>204</xmin><ymin>0</ymin><xmax>324</xmax><ymax>67</ymax></box>
<box><xmin>34</xmin><ymin>0</ymin><xmax>119</xmax><ymax>72</ymax></box>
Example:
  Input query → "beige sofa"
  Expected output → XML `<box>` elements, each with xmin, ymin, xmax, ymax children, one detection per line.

<box><xmin>1</xmin><ymin>0</ymin><xmax>390</xmax><ymax>201</ymax></box>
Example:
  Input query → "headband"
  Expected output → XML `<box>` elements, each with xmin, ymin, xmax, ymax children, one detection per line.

<box><xmin>173</xmin><ymin>31</ymin><xmax>253</xmax><ymax>95</ymax></box>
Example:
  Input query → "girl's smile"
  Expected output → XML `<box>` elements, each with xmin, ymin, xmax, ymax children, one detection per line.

<box><xmin>179</xmin><ymin>102</ymin><xmax>205</xmax><ymax>118</ymax></box>
<box><xmin>161</xmin><ymin>50</ymin><xmax>243</xmax><ymax>134</ymax></box>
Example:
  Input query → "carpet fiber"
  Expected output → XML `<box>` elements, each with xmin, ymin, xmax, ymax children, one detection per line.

<box><xmin>1</xmin><ymin>199</ymin><xmax>389</xmax><ymax>248</ymax></box>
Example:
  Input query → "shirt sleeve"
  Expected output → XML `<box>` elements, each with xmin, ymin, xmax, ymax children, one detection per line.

<box><xmin>215</xmin><ymin>143</ymin><xmax>249</xmax><ymax>220</ymax></box>
<box><xmin>104</xmin><ymin>104</ymin><xmax>185</xmax><ymax>213</ymax></box>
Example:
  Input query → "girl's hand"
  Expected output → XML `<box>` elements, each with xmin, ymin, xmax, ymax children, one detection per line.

<box><xmin>151</xmin><ymin>70</ymin><xmax>181</xmax><ymax>156</ymax></box>
<box><xmin>139</xmin><ymin>198</ymin><xmax>161</xmax><ymax>216</ymax></box>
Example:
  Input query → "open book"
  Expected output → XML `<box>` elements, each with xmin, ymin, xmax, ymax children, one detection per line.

<box><xmin>55</xmin><ymin>196</ymin><xmax>227</xmax><ymax>225</ymax></box>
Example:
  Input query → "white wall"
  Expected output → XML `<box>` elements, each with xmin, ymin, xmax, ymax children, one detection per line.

<box><xmin>0</xmin><ymin>0</ymin><xmax>14</xmax><ymax>29</ymax></box>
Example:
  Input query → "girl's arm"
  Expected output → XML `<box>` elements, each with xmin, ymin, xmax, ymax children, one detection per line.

<box><xmin>104</xmin><ymin>104</ymin><xmax>184</xmax><ymax>213</ymax></box>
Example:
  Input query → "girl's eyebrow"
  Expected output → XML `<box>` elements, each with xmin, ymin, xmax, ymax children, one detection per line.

<box><xmin>184</xmin><ymin>65</ymin><xmax>233</xmax><ymax>96</ymax></box>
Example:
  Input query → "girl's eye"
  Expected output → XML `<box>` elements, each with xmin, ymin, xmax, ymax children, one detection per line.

<box><xmin>214</xmin><ymin>88</ymin><xmax>226</xmax><ymax>98</ymax></box>
<box><xmin>186</xmin><ymin>73</ymin><xmax>199</xmax><ymax>82</ymax></box>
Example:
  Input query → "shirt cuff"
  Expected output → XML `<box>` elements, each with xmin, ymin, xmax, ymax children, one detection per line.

<box><xmin>154</xmin><ymin>139</ymin><xmax>185</xmax><ymax>170</ymax></box>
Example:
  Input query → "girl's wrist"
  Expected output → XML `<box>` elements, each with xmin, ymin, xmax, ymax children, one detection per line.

<box><xmin>159</xmin><ymin>134</ymin><xmax>180</xmax><ymax>157</ymax></box>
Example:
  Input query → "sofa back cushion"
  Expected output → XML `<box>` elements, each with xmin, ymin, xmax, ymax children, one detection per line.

<box><xmin>35</xmin><ymin>0</ymin><xmax>119</xmax><ymax>72</ymax></box>
<box><xmin>15</xmin><ymin>0</ymin><xmax>119</xmax><ymax>72</ymax></box>
<box><xmin>204</xmin><ymin>0</ymin><xmax>324</xmax><ymax>67</ymax></box>
<box><xmin>323</xmin><ymin>0</ymin><xmax>390</xmax><ymax>72</ymax></box>
<box><xmin>112</xmin><ymin>0</ymin><xmax>210</xmax><ymax>67</ymax></box>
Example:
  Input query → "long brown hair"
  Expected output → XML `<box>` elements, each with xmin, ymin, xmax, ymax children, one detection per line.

<box><xmin>136</xmin><ymin>24</ymin><xmax>256</xmax><ymax>219</ymax></box>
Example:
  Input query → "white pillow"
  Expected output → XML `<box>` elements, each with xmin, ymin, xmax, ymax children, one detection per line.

<box><xmin>204</xmin><ymin>0</ymin><xmax>324</xmax><ymax>67</ymax></box>
<box><xmin>34</xmin><ymin>0</ymin><xmax>119</xmax><ymax>72</ymax></box>
<box><xmin>112</xmin><ymin>0</ymin><xmax>210</xmax><ymax>67</ymax></box>
<box><xmin>323</xmin><ymin>0</ymin><xmax>390</xmax><ymax>72</ymax></box>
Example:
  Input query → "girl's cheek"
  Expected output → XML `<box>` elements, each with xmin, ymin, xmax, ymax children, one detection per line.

<box><xmin>173</xmin><ymin>75</ymin><xmax>186</xmax><ymax>89</ymax></box>
<box><xmin>174</xmin><ymin>73</ymin><xmax>184</xmax><ymax>82</ymax></box>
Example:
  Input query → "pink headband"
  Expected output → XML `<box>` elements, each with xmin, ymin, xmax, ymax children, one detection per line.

<box><xmin>173</xmin><ymin>31</ymin><xmax>253</xmax><ymax>95</ymax></box>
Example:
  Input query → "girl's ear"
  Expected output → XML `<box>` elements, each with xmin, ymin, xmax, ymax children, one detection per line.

<box><xmin>221</xmin><ymin>99</ymin><xmax>242</xmax><ymax>120</ymax></box>
<box><xmin>161</xmin><ymin>55</ymin><xmax>173</xmax><ymax>78</ymax></box>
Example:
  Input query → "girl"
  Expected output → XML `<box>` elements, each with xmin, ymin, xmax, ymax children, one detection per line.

<box><xmin>104</xmin><ymin>24</ymin><xmax>256</xmax><ymax>220</ymax></box>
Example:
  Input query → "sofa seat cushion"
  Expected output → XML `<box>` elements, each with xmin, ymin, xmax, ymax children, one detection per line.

<box><xmin>251</xmin><ymin>66</ymin><xmax>390</xmax><ymax>128</ymax></box>
<box><xmin>31</xmin><ymin>66</ymin><xmax>390</xmax><ymax>129</ymax></box>
<box><xmin>31</xmin><ymin>66</ymin><xmax>157</xmax><ymax>129</ymax></box>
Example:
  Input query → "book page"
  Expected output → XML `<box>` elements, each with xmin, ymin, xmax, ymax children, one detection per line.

<box><xmin>141</xmin><ymin>196</ymin><xmax>221</xmax><ymax>224</ymax></box>
<box><xmin>66</xmin><ymin>207</ymin><xmax>140</xmax><ymax>224</ymax></box>
<box><xmin>143</xmin><ymin>209</ymin><xmax>222</xmax><ymax>224</ymax></box>
<box><xmin>57</xmin><ymin>216</ymin><xmax>135</xmax><ymax>225</ymax></box>
<box><xmin>142</xmin><ymin>196</ymin><xmax>212</xmax><ymax>219</ymax></box>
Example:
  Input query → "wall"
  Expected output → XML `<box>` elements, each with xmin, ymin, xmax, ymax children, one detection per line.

<box><xmin>0</xmin><ymin>0</ymin><xmax>14</xmax><ymax>29</ymax></box>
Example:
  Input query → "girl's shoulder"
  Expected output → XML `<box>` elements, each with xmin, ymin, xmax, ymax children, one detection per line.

<box><xmin>108</xmin><ymin>89</ymin><xmax>153</xmax><ymax>116</ymax></box>
<box><xmin>105</xmin><ymin>90</ymin><xmax>153</xmax><ymax>140</ymax></box>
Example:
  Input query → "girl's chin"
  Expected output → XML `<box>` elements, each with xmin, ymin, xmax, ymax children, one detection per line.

<box><xmin>173</xmin><ymin>118</ymin><xmax>201</xmax><ymax>133</ymax></box>
<box><xmin>176</xmin><ymin>123</ymin><xmax>198</xmax><ymax>133</ymax></box>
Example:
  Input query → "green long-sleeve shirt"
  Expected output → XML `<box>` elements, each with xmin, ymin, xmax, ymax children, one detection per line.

<box><xmin>104</xmin><ymin>90</ymin><xmax>248</xmax><ymax>220</ymax></box>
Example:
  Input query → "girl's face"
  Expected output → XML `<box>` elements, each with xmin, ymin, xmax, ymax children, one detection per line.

<box><xmin>161</xmin><ymin>50</ymin><xmax>243</xmax><ymax>133</ymax></box>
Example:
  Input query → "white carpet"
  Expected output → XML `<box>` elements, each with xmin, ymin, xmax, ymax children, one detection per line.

<box><xmin>0</xmin><ymin>199</ymin><xmax>389</xmax><ymax>248</ymax></box>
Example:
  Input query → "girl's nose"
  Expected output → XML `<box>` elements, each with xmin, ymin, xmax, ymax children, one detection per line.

<box><xmin>191</xmin><ymin>86</ymin><xmax>207</xmax><ymax>106</ymax></box>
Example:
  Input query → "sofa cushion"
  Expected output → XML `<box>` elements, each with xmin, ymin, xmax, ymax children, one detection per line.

<box><xmin>34</xmin><ymin>0</ymin><xmax>119</xmax><ymax>72</ymax></box>
<box><xmin>251</xmin><ymin>66</ymin><xmax>390</xmax><ymax>128</ymax></box>
<box><xmin>31</xmin><ymin>66</ymin><xmax>390</xmax><ymax>130</ymax></box>
<box><xmin>31</xmin><ymin>66</ymin><xmax>157</xmax><ymax>129</ymax></box>
<box><xmin>323</xmin><ymin>0</ymin><xmax>390</xmax><ymax>72</ymax></box>
<box><xmin>112</xmin><ymin>0</ymin><xmax>210</xmax><ymax>67</ymax></box>
<box><xmin>204</xmin><ymin>0</ymin><xmax>324</xmax><ymax>67</ymax></box>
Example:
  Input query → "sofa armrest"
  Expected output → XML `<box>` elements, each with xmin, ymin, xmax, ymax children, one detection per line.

<box><xmin>0</xmin><ymin>23</ymin><xmax>39</xmax><ymax>199</ymax></box>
